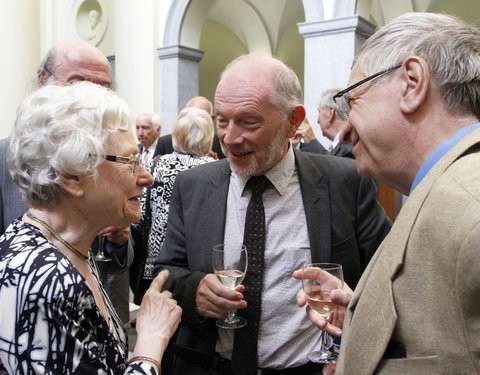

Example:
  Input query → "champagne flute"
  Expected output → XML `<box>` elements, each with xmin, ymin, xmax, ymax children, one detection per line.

<box><xmin>212</xmin><ymin>243</ymin><xmax>248</xmax><ymax>329</ymax></box>
<box><xmin>302</xmin><ymin>262</ymin><xmax>343</xmax><ymax>363</ymax></box>
<box><xmin>94</xmin><ymin>235</ymin><xmax>111</xmax><ymax>262</ymax></box>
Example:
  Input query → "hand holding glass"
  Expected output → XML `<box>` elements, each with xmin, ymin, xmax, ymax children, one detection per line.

<box><xmin>212</xmin><ymin>244</ymin><xmax>248</xmax><ymax>329</ymax></box>
<box><xmin>302</xmin><ymin>263</ymin><xmax>343</xmax><ymax>363</ymax></box>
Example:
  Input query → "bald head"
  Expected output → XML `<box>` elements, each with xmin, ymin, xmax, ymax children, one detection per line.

<box><xmin>37</xmin><ymin>40</ymin><xmax>111</xmax><ymax>88</ymax></box>
<box><xmin>186</xmin><ymin>96</ymin><xmax>214</xmax><ymax>116</ymax></box>
<box><xmin>217</xmin><ymin>54</ymin><xmax>302</xmax><ymax>122</ymax></box>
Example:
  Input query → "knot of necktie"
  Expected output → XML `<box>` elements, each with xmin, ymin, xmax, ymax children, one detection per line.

<box><xmin>245</xmin><ymin>175</ymin><xmax>271</xmax><ymax>197</ymax></box>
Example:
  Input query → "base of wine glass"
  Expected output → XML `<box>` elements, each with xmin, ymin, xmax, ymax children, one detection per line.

<box><xmin>307</xmin><ymin>349</ymin><xmax>339</xmax><ymax>364</ymax></box>
<box><xmin>216</xmin><ymin>316</ymin><xmax>247</xmax><ymax>329</ymax></box>
<box><xmin>94</xmin><ymin>255</ymin><xmax>112</xmax><ymax>262</ymax></box>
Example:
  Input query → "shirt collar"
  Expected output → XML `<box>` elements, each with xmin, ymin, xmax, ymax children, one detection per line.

<box><xmin>231</xmin><ymin>145</ymin><xmax>296</xmax><ymax>196</ymax></box>
<box><xmin>331</xmin><ymin>132</ymin><xmax>340</xmax><ymax>149</ymax></box>
<box><xmin>145</xmin><ymin>138</ymin><xmax>159</xmax><ymax>154</ymax></box>
<box><xmin>410</xmin><ymin>122</ymin><xmax>480</xmax><ymax>194</ymax></box>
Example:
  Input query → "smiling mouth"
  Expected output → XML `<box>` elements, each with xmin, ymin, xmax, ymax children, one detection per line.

<box><xmin>230</xmin><ymin>149</ymin><xmax>254</xmax><ymax>158</ymax></box>
<box><xmin>128</xmin><ymin>195</ymin><xmax>141</xmax><ymax>202</ymax></box>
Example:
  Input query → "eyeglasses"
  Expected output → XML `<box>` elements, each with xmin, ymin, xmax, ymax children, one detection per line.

<box><xmin>43</xmin><ymin>67</ymin><xmax>111</xmax><ymax>88</ymax></box>
<box><xmin>333</xmin><ymin>63</ymin><xmax>402</xmax><ymax>103</ymax></box>
<box><xmin>90</xmin><ymin>154</ymin><xmax>141</xmax><ymax>175</ymax></box>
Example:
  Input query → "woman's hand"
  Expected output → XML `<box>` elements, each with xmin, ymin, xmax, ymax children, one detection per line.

<box><xmin>133</xmin><ymin>270</ymin><xmax>182</xmax><ymax>362</ymax></box>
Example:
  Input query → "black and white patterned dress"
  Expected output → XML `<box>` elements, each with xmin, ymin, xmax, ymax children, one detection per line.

<box><xmin>138</xmin><ymin>152</ymin><xmax>215</xmax><ymax>279</ymax></box>
<box><xmin>0</xmin><ymin>220</ymin><xmax>156</xmax><ymax>375</ymax></box>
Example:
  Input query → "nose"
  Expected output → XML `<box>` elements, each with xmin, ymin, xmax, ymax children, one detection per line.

<box><xmin>221</xmin><ymin>121</ymin><xmax>243</xmax><ymax>146</ymax></box>
<box><xmin>136</xmin><ymin>164</ymin><xmax>154</xmax><ymax>187</ymax></box>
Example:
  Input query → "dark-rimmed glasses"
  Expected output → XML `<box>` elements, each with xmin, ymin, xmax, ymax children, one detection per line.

<box><xmin>333</xmin><ymin>63</ymin><xmax>402</xmax><ymax>103</ymax></box>
<box><xmin>90</xmin><ymin>154</ymin><xmax>141</xmax><ymax>175</ymax></box>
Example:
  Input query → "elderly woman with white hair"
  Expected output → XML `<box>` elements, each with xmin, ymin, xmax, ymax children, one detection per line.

<box><xmin>131</xmin><ymin>107</ymin><xmax>216</xmax><ymax>303</ymax></box>
<box><xmin>0</xmin><ymin>82</ymin><xmax>181</xmax><ymax>374</ymax></box>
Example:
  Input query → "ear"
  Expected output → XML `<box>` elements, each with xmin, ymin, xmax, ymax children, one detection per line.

<box><xmin>55</xmin><ymin>170</ymin><xmax>85</xmax><ymax>198</ymax></box>
<box><xmin>286</xmin><ymin>105</ymin><xmax>306</xmax><ymax>138</ymax></box>
<box><xmin>37</xmin><ymin>68</ymin><xmax>50</xmax><ymax>86</ymax></box>
<box><xmin>326</xmin><ymin>106</ymin><xmax>335</xmax><ymax>122</ymax></box>
<box><xmin>399</xmin><ymin>57</ymin><xmax>430</xmax><ymax>114</ymax></box>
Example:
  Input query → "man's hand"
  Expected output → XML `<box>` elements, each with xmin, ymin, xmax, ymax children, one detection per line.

<box><xmin>293</xmin><ymin>268</ymin><xmax>353</xmax><ymax>337</ymax></box>
<box><xmin>196</xmin><ymin>273</ymin><xmax>247</xmax><ymax>318</ymax></box>
<box><xmin>294</xmin><ymin>118</ymin><xmax>317</xmax><ymax>144</ymax></box>
<box><xmin>98</xmin><ymin>225</ymin><xmax>130</xmax><ymax>244</ymax></box>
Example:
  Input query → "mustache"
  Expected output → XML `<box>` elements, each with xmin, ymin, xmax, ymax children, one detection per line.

<box><xmin>220</xmin><ymin>142</ymin><xmax>255</xmax><ymax>154</ymax></box>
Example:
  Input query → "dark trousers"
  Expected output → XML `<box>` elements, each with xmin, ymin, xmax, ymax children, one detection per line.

<box><xmin>172</xmin><ymin>345</ymin><xmax>323</xmax><ymax>375</ymax></box>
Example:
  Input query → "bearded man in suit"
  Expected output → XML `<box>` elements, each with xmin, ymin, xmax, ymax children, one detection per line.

<box><xmin>155</xmin><ymin>54</ymin><xmax>391</xmax><ymax>374</ymax></box>
<box><xmin>296</xmin><ymin>12</ymin><xmax>480</xmax><ymax>374</ymax></box>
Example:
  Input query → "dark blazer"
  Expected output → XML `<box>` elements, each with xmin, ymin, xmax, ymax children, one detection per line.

<box><xmin>0</xmin><ymin>138</ymin><xmax>25</xmax><ymax>234</ymax></box>
<box><xmin>156</xmin><ymin>149</ymin><xmax>391</xmax><ymax>374</ymax></box>
<box><xmin>331</xmin><ymin>142</ymin><xmax>354</xmax><ymax>159</ymax></box>
<box><xmin>300</xmin><ymin>139</ymin><xmax>354</xmax><ymax>159</ymax></box>
<box><xmin>299</xmin><ymin>139</ymin><xmax>329</xmax><ymax>155</ymax></box>
<box><xmin>154</xmin><ymin>133</ymin><xmax>225</xmax><ymax>159</ymax></box>
<box><xmin>138</xmin><ymin>138</ymin><xmax>166</xmax><ymax>159</ymax></box>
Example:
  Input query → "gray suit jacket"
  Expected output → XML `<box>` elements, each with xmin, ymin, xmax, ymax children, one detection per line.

<box><xmin>156</xmin><ymin>149</ymin><xmax>391</xmax><ymax>373</ymax></box>
<box><xmin>337</xmin><ymin>128</ymin><xmax>480</xmax><ymax>374</ymax></box>
<box><xmin>0</xmin><ymin>138</ymin><xmax>26</xmax><ymax>234</ymax></box>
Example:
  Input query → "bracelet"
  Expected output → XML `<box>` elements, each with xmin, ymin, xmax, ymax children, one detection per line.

<box><xmin>127</xmin><ymin>355</ymin><xmax>161</xmax><ymax>373</ymax></box>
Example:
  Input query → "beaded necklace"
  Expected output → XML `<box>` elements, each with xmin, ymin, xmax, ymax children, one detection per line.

<box><xmin>26</xmin><ymin>211</ymin><xmax>89</xmax><ymax>261</ymax></box>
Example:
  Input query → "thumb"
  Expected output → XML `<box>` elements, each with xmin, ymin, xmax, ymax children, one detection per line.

<box><xmin>149</xmin><ymin>270</ymin><xmax>170</xmax><ymax>292</ymax></box>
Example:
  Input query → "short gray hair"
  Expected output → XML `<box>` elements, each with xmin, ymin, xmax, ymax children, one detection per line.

<box><xmin>172</xmin><ymin>107</ymin><xmax>214</xmax><ymax>156</ymax></box>
<box><xmin>319</xmin><ymin>88</ymin><xmax>349</xmax><ymax>121</ymax></box>
<box><xmin>9</xmin><ymin>81</ymin><xmax>132</xmax><ymax>207</ymax></box>
<box><xmin>151</xmin><ymin>113</ymin><xmax>162</xmax><ymax>130</ymax></box>
<box><xmin>36</xmin><ymin>46</ymin><xmax>56</xmax><ymax>87</ymax></box>
<box><xmin>355</xmin><ymin>12</ymin><xmax>480</xmax><ymax>119</ymax></box>
<box><xmin>221</xmin><ymin>54</ymin><xmax>303</xmax><ymax>122</ymax></box>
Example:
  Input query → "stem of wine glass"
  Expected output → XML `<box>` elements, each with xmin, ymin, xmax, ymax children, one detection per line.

<box><xmin>224</xmin><ymin>311</ymin><xmax>238</xmax><ymax>324</ymax></box>
<box><xmin>320</xmin><ymin>329</ymin><xmax>329</xmax><ymax>350</ymax></box>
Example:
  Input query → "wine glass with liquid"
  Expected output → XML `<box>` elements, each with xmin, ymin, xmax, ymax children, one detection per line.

<box><xmin>212</xmin><ymin>243</ymin><xmax>248</xmax><ymax>329</ymax></box>
<box><xmin>302</xmin><ymin>263</ymin><xmax>344</xmax><ymax>363</ymax></box>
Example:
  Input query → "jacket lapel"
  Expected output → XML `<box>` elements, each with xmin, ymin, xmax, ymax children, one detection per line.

<box><xmin>205</xmin><ymin>160</ymin><xmax>231</xmax><ymax>247</ymax></box>
<box><xmin>294</xmin><ymin>150</ymin><xmax>331</xmax><ymax>263</ymax></box>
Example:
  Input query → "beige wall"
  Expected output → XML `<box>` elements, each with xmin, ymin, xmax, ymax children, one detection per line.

<box><xmin>1</xmin><ymin>0</ymin><xmax>479</xmax><ymax>141</ymax></box>
<box><xmin>0</xmin><ymin>1</ymin><xmax>40</xmax><ymax>138</ymax></box>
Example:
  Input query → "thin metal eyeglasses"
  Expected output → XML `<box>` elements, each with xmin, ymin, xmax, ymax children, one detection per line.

<box><xmin>90</xmin><ymin>154</ymin><xmax>141</xmax><ymax>175</ymax></box>
<box><xmin>333</xmin><ymin>63</ymin><xmax>402</xmax><ymax>103</ymax></box>
<box><xmin>43</xmin><ymin>67</ymin><xmax>111</xmax><ymax>88</ymax></box>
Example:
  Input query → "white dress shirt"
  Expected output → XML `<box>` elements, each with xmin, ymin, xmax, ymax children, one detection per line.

<box><xmin>216</xmin><ymin>146</ymin><xmax>322</xmax><ymax>369</ymax></box>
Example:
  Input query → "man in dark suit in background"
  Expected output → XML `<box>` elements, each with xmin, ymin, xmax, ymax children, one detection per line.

<box><xmin>136</xmin><ymin>112</ymin><xmax>162</xmax><ymax>165</ymax></box>
<box><xmin>156</xmin><ymin>96</ymin><xmax>225</xmax><ymax>159</ymax></box>
<box><xmin>316</xmin><ymin>89</ymin><xmax>353</xmax><ymax>158</ymax></box>
<box><xmin>156</xmin><ymin>54</ymin><xmax>391</xmax><ymax>374</ymax></box>
<box><xmin>295</xmin><ymin>89</ymin><xmax>354</xmax><ymax>158</ymax></box>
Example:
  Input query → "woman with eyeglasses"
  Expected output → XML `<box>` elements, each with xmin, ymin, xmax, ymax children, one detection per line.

<box><xmin>0</xmin><ymin>81</ymin><xmax>181</xmax><ymax>374</ymax></box>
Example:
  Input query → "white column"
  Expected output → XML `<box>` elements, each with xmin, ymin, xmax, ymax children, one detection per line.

<box><xmin>0</xmin><ymin>1</ymin><xmax>40</xmax><ymax>138</ymax></box>
<box><xmin>299</xmin><ymin>15</ymin><xmax>375</xmax><ymax>142</ymax></box>
<box><xmin>114</xmin><ymin>0</ymin><xmax>156</xmax><ymax>117</ymax></box>
<box><xmin>157</xmin><ymin>45</ymin><xmax>204</xmax><ymax>133</ymax></box>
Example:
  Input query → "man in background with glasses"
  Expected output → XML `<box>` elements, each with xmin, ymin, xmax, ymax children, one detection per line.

<box><xmin>298</xmin><ymin>12</ymin><xmax>480</xmax><ymax>374</ymax></box>
<box><xmin>0</xmin><ymin>40</ymin><xmax>133</xmax><ymax>324</ymax></box>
